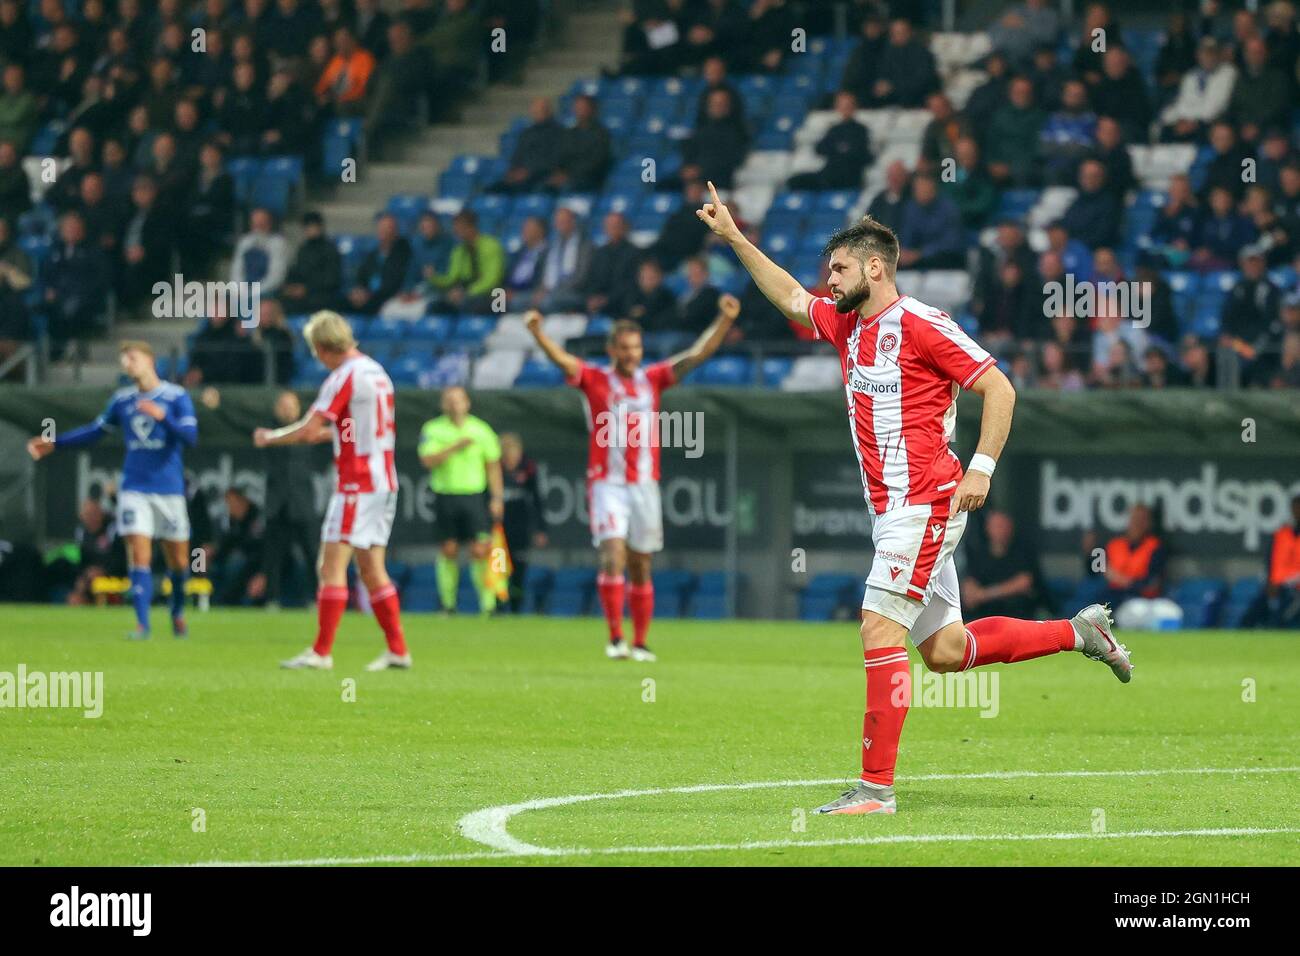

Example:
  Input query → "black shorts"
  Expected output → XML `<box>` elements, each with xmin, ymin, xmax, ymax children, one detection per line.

<box><xmin>435</xmin><ymin>492</ymin><xmax>490</xmax><ymax>543</ymax></box>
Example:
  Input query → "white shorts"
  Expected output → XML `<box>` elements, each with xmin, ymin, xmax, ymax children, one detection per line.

<box><xmin>321</xmin><ymin>490</ymin><xmax>398</xmax><ymax>549</ymax></box>
<box><xmin>116</xmin><ymin>490</ymin><xmax>190</xmax><ymax>542</ymax></box>
<box><xmin>861</xmin><ymin>498</ymin><xmax>967</xmax><ymax>644</ymax></box>
<box><xmin>589</xmin><ymin>479</ymin><xmax>663</xmax><ymax>553</ymax></box>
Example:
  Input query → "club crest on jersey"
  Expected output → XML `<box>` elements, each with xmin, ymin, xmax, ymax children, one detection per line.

<box><xmin>879</xmin><ymin>333</ymin><xmax>898</xmax><ymax>352</ymax></box>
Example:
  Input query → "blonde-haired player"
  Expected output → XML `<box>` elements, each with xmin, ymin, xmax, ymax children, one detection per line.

<box><xmin>255</xmin><ymin>311</ymin><xmax>409</xmax><ymax>671</ymax></box>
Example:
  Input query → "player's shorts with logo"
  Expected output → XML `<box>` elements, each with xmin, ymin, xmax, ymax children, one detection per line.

<box><xmin>116</xmin><ymin>490</ymin><xmax>190</xmax><ymax>541</ymax></box>
<box><xmin>861</xmin><ymin>496</ymin><xmax>968</xmax><ymax>644</ymax></box>
<box><xmin>589</xmin><ymin>479</ymin><xmax>663</xmax><ymax>552</ymax></box>
<box><xmin>321</xmin><ymin>490</ymin><xmax>398</xmax><ymax>549</ymax></box>
<box><xmin>434</xmin><ymin>492</ymin><xmax>490</xmax><ymax>543</ymax></box>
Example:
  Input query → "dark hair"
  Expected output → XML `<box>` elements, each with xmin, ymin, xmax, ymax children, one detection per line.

<box><xmin>607</xmin><ymin>319</ymin><xmax>643</xmax><ymax>347</ymax></box>
<box><xmin>821</xmin><ymin>215</ymin><xmax>900</xmax><ymax>278</ymax></box>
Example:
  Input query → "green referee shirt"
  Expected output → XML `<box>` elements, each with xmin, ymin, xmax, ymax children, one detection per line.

<box><xmin>418</xmin><ymin>414</ymin><xmax>501</xmax><ymax>495</ymax></box>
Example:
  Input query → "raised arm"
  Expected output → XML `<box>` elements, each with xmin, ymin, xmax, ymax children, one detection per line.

<box><xmin>952</xmin><ymin>364</ymin><xmax>1016</xmax><ymax>514</ymax></box>
<box><xmin>523</xmin><ymin>309</ymin><xmax>581</xmax><ymax>381</ymax></box>
<box><xmin>696</xmin><ymin>180</ymin><xmax>812</xmax><ymax>328</ymax></box>
<box><xmin>668</xmin><ymin>293</ymin><xmax>741</xmax><ymax>379</ymax></box>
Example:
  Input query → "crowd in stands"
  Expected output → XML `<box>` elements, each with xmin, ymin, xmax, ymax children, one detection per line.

<box><xmin>0</xmin><ymin>0</ymin><xmax>544</xmax><ymax>364</ymax></box>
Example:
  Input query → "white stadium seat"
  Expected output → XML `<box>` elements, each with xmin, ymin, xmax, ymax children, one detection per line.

<box><xmin>471</xmin><ymin>348</ymin><xmax>525</xmax><ymax>389</ymax></box>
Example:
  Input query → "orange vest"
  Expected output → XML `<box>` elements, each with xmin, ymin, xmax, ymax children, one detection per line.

<box><xmin>1107</xmin><ymin>534</ymin><xmax>1161</xmax><ymax>595</ymax></box>
<box><xmin>1270</xmin><ymin>526</ymin><xmax>1300</xmax><ymax>586</ymax></box>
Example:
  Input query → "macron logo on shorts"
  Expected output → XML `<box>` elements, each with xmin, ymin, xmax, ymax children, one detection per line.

<box><xmin>930</xmin><ymin>522</ymin><xmax>944</xmax><ymax>542</ymax></box>
<box><xmin>889</xmin><ymin>566</ymin><xmax>903</xmax><ymax>580</ymax></box>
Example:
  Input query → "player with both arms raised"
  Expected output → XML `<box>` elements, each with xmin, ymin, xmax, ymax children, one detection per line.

<box><xmin>697</xmin><ymin>182</ymin><xmax>1133</xmax><ymax>815</ymax></box>
<box><xmin>525</xmin><ymin>295</ymin><xmax>740</xmax><ymax>661</ymax></box>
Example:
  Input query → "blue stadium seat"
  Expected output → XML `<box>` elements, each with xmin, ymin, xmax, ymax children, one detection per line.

<box><xmin>651</xmin><ymin>569</ymin><xmax>696</xmax><ymax>618</ymax></box>
<box><xmin>366</xmin><ymin>317</ymin><xmax>409</xmax><ymax>341</ymax></box>
<box><xmin>762</xmin><ymin>229</ymin><xmax>798</xmax><ymax>256</ymax></box>
<box><xmin>798</xmin><ymin>574</ymin><xmax>859</xmax><ymax>621</ymax></box>
<box><xmin>1170</xmin><ymin>577</ymin><xmax>1227</xmax><ymax>628</ymax></box>
<box><xmin>322</xmin><ymin>118</ymin><xmax>364</xmax><ymax>176</ymax></box>
<box><xmin>512</xmin><ymin>193</ymin><xmax>555</xmax><ymax>219</ymax></box>
<box><xmin>549</xmin><ymin>568</ymin><xmax>596</xmax><ymax>616</ymax></box>
<box><xmin>404</xmin><ymin>564</ymin><xmax>439</xmax><ymax>611</ymax></box>
<box><xmin>514</xmin><ymin>358</ymin><xmax>566</xmax><ymax>387</ymax></box>
<box><xmin>386</xmin><ymin>194</ymin><xmax>432</xmax><ymax>232</ymax></box>
<box><xmin>691</xmin><ymin>355</ymin><xmax>753</xmax><ymax>386</ymax></box>
<box><xmin>523</xmin><ymin>566</ymin><xmax>554</xmax><ymax>613</ymax></box>
<box><xmin>760</xmin><ymin>356</ymin><xmax>793</xmax><ymax>388</ymax></box>
<box><xmin>226</xmin><ymin>156</ymin><xmax>261</xmax><ymax>206</ymax></box>
<box><xmin>1221</xmin><ymin>576</ymin><xmax>1265</xmax><ymax>628</ymax></box>
<box><xmin>449</xmin><ymin>316</ymin><xmax>494</xmax><ymax>346</ymax></box>
<box><xmin>409</xmin><ymin>315</ymin><xmax>454</xmax><ymax>344</ymax></box>
<box><xmin>687</xmin><ymin>571</ymin><xmax>733</xmax><ymax>619</ymax></box>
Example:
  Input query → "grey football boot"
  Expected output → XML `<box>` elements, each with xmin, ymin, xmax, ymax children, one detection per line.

<box><xmin>1071</xmin><ymin>603</ymin><xmax>1133</xmax><ymax>683</ymax></box>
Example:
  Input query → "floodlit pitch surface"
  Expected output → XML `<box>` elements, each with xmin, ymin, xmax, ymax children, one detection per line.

<box><xmin>1</xmin><ymin>606</ymin><xmax>1297</xmax><ymax>866</ymax></box>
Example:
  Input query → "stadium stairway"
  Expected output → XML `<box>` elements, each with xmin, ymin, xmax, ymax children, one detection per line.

<box><xmin>313</xmin><ymin>2</ymin><xmax>624</xmax><ymax>237</ymax></box>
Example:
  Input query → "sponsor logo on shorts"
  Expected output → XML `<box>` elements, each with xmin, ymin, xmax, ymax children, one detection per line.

<box><xmin>875</xmin><ymin>549</ymin><xmax>912</xmax><ymax>565</ymax></box>
<box><xmin>889</xmin><ymin>566</ymin><xmax>903</xmax><ymax>580</ymax></box>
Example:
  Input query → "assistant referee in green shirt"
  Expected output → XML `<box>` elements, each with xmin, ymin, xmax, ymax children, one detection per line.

<box><xmin>418</xmin><ymin>386</ymin><xmax>504</xmax><ymax>613</ymax></box>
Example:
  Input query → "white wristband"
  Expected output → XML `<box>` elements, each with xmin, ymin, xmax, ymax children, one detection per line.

<box><xmin>967</xmin><ymin>454</ymin><xmax>997</xmax><ymax>478</ymax></box>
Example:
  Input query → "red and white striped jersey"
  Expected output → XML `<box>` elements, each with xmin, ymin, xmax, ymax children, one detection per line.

<box><xmin>807</xmin><ymin>293</ymin><xmax>996</xmax><ymax>515</ymax></box>
<box><xmin>567</xmin><ymin>360</ymin><xmax>676</xmax><ymax>484</ymax></box>
<box><xmin>310</xmin><ymin>352</ymin><xmax>398</xmax><ymax>493</ymax></box>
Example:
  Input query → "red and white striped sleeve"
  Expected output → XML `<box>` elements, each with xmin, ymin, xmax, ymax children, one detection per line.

<box><xmin>909</xmin><ymin>312</ymin><xmax>996</xmax><ymax>389</ymax></box>
<box><xmin>311</xmin><ymin>367</ymin><xmax>354</xmax><ymax>422</ymax></box>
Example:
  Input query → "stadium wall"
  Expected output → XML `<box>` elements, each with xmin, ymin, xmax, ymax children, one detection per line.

<box><xmin>2</xmin><ymin>388</ymin><xmax>1298</xmax><ymax>618</ymax></box>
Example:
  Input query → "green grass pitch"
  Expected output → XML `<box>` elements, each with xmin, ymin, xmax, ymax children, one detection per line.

<box><xmin>1</xmin><ymin>605</ymin><xmax>1297</xmax><ymax>866</ymax></box>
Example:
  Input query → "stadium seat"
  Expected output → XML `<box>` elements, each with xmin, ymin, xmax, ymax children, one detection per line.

<box><xmin>548</xmin><ymin>568</ymin><xmax>596</xmax><ymax>616</ymax></box>
<box><xmin>687</xmin><ymin>571</ymin><xmax>734</xmax><ymax>619</ymax></box>
<box><xmin>1170</xmin><ymin>577</ymin><xmax>1227</xmax><ymax>628</ymax></box>
<box><xmin>651</xmin><ymin>570</ymin><xmax>696</xmax><ymax>618</ymax></box>
<box><xmin>523</xmin><ymin>566</ymin><xmax>554</xmax><ymax>613</ymax></box>
<box><xmin>1220</xmin><ymin>577</ymin><xmax>1265</xmax><ymax>628</ymax></box>
<box><xmin>799</xmin><ymin>573</ymin><xmax>861</xmax><ymax>621</ymax></box>
<box><xmin>689</xmin><ymin>355</ymin><xmax>753</xmax><ymax>386</ymax></box>
<box><xmin>404</xmin><ymin>564</ymin><xmax>440</xmax><ymax>612</ymax></box>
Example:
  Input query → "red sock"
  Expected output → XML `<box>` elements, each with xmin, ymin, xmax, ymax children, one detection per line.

<box><xmin>960</xmin><ymin>616</ymin><xmax>1075</xmax><ymax>670</ymax></box>
<box><xmin>629</xmin><ymin>582</ymin><xmax>653</xmax><ymax>648</ymax></box>
<box><xmin>597</xmin><ymin>573</ymin><xmax>625</xmax><ymax>642</ymax></box>
<box><xmin>862</xmin><ymin>647</ymin><xmax>911</xmax><ymax>786</ymax></box>
<box><xmin>313</xmin><ymin>585</ymin><xmax>349</xmax><ymax>656</ymax></box>
<box><xmin>369</xmin><ymin>583</ymin><xmax>407</xmax><ymax>656</ymax></box>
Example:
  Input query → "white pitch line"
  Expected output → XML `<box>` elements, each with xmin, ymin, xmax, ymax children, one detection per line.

<box><xmin>185</xmin><ymin>826</ymin><xmax>1300</xmax><ymax>867</ymax></box>
<box><xmin>459</xmin><ymin>765</ymin><xmax>1300</xmax><ymax>855</ymax></box>
<box><xmin>176</xmin><ymin>765</ymin><xmax>1300</xmax><ymax>866</ymax></box>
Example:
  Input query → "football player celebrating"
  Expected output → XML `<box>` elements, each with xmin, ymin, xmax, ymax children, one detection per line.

<box><xmin>525</xmin><ymin>294</ymin><xmax>740</xmax><ymax>660</ymax></box>
<box><xmin>255</xmin><ymin>311</ymin><xmax>409</xmax><ymax>672</ymax></box>
<box><xmin>28</xmin><ymin>341</ymin><xmax>198</xmax><ymax>639</ymax></box>
<box><xmin>698</xmin><ymin>181</ymin><xmax>1132</xmax><ymax>815</ymax></box>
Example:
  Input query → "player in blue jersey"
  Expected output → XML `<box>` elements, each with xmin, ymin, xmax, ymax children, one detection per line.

<box><xmin>27</xmin><ymin>341</ymin><xmax>199</xmax><ymax>639</ymax></box>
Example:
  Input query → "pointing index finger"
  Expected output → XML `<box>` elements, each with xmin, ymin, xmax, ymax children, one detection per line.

<box><xmin>707</xmin><ymin>180</ymin><xmax>721</xmax><ymax>206</ymax></box>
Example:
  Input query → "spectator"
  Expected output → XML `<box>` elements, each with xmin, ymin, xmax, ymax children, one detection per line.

<box><xmin>745</xmin><ymin>0</ymin><xmax>798</xmax><ymax>74</ymax></box>
<box><xmin>499</xmin><ymin>432</ymin><xmax>547</xmax><ymax>614</ymax></box>
<box><xmin>231</xmin><ymin>207</ymin><xmax>290</xmax><ymax>298</ymax></box>
<box><xmin>421</xmin><ymin>0</ymin><xmax>484</xmax><ymax>111</ymax></box>
<box><xmin>0</xmin><ymin>217</ymin><xmax>32</xmax><ymax>357</ymax></box>
<box><xmin>408</xmin><ymin>211</ymin><xmax>454</xmax><ymax>289</ymax></box>
<box><xmin>583</xmin><ymin>211</ymin><xmax>642</xmax><ymax>317</ymax></box>
<box><xmin>1090</xmin><ymin>306</ymin><xmax>1148</xmax><ymax>386</ymax></box>
<box><xmin>367</xmin><ymin>18</ymin><xmax>434</xmax><ymax>139</ymax></box>
<box><xmin>623</xmin><ymin>258</ymin><xmax>678</xmax><ymax>330</ymax></box>
<box><xmin>503</xmin><ymin>214</ymin><xmax>549</xmax><ymax>308</ymax></box>
<box><xmin>45</xmin><ymin>127</ymin><xmax>98</xmax><ymax>213</ymax></box>
<box><xmin>66</xmin><ymin>497</ymin><xmax>127</xmax><ymax>606</ymax></box>
<box><xmin>1272</xmin><ymin>327</ymin><xmax>1300</xmax><ymax>388</ymax></box>
<box><xmin>788</xmin><ymin>90</ymin><xmax>871</xmax><ymax>191</ymax></box>
<box><xmin>492</xmin><ymin>97</ymin><xmax>568</xmax><ymax>194</ymax></box>
<box><xmin>989</xmin><ymin>0</ymin><xmax>1061</xmax><ymax>69</ymax></box>
<box><xmin>536</xmin><ymin>206</ymin><xmax>591</xmax><ymax>312</ymax></box>
<box><xmin>1140</xmin><ymin>344</ymin><xmax>1189</xmax><ymax>387</ymax></box>
<box><xmin>74</xmin><ymin>172</ymin><xmax>124</xmax><ymax>260</ymax></box>
<box><xmin>865</xmin><ymin>161</ymin><xmax>910</xmax><ymax>234</ymax></box>
<box><xmin>871</xmin><ymin>18</ymin><xmax>939</xmax><ymax>107</ymax></box>
<box><xmin>347</xmin><ymin>212</ymin><xmax>412</xmax><ymax>315</ymax></box>
<box><xmin>1193</xmin><ymin>185</ymin><xmax>1256</xmax><ymax>270</ymax></box>
<box><xmin>42</xmin><ymin>211</ymin><xmax>110</xmax><ymax>354</ymax></box>
<box><xmin>976</xmin><ymin>258</ymin><xmax>1040</xmax><ymax>350</ymax></box>
<box><xmin>1039</xmin><ymin>79</ymin><xmax>1097</xmax><ymax>185</ymax></box>
<box><xmin>214</xmin><ymin>60</ymin><xmax>265</xmax><ymax>156</ymax></box>
<box><xmin>917</xmin><ymin>93</ymin><xmax>969</xmax><ymax>177</ymax></box>
<box><xmin>679</xmin><ymin>87</ymin><xmax>750</xmax><ymax>189</ymax></box>
<box><xmin>144</xmin><ymin>131</ymin><xmax>194</xmax><ymax>213</ymax></box>
<box><xmin>483</xmin><ymin>0</ymin><xmax>542</xmax><ymax>83</ymax></box>
<box><xmin>617</xmin><ymin>0</ymin><xmax>685</xmax><ymax>77</ymax></box>
<box><xmin>314</xmin><ymin>25</ymin><xmax>375</xmax><ymax>117</ymax></box>
<box><xmin>1072</xmin><ymin>3</ymin><xmax>1122</xmax><ymax>85</ymax></box>
<box><xmin>1101</xmin><ymin>503</ymin><xmax>1168</xmax><ymax>603</ymax></box>
<box><xmin>0</xmin><ymin>63</ymin><xmax>38</xmax><ymax>151</ymax></box>
<box><xmin>1148</xmin><ymin>174</ymin><xmax>1201</xmax><ymax>267</ymax></box>
<box><xmin>1027</xmin><ymin>43</ymin><xmax>1069</xmax><ymax>111</ymax></box>
<box><xmin>1220</xmin><ymin>245</ymin><xmax>1281</xmax><ymax>383</ymax></box>
<box><xmin>426</xmin><ymin>209</ymin><xmax>506</xmax><ymax>314</ymax></box>
<box><xmin>985</xmin><ymin>75</ymin><xmax>1045</xmax><ymax>188</ymax></box>
<box><xmin>260</xmin><ymin>390</ymin><xmax>319</xmax><ymax>607</ymax></box>
<box><xmin>963</xmin><ymin>511</ymin><xmax>1043</xmax><ymax>620</ymax></box>
<box><xmin>898</xmin><ymin>175</ymin><xmax>964</xmax><ymax>269</ymax></box>
<box><xmin>264</xmin><ymin>0</ymin><xmax>322</xmax><ymax>61</ymax></box>
<box><xmin>1259</xmin><ymin>494</ymin><xmax>1300</xmax><ymax>625</ymax></box>
<box><xmin>651</xmin><ymin>179</ymin><xmax>710</xmax><ymax>271</ymax></box>
<box><xmin>694</xmin><ymin>55</ymin><xmax>745</xmax><ymax>127</ymax></box>
<box><xmin>1090</xmin><ymin>47</ymin><xmax>1152</xmax><ymax>144</ymax></box>
<box><xmin>1198</xmin><ymin>121</ymin><xmax>1250</xmax><ymax>200</ymax></box>
<box><xmin>839</xmin><ymin>12</ymin><xmax>888</xmax><ymax>109</ymax></box>
<box><xmin>1179</xmin><ymin>332</ymin><xmax>1218</xmax><ymax>387</ymax></box>
<box><xmin>280</xmin><ymin>211</ymin><xmax>342</xmax><ymax>314</ymax></box>
<box><xmin>1043</xmin><ymin>220</ymin><xmax>1094</xmax><ymax>278</ymax></box>
<box><xmin>1228</xmin><ymin>36</ymin><xmax>1292</xmax><ymax>142</ymax></box>
<box><xmin>974</xmin><ymin>220</ymin><xmax>1038</xmax><ymax>316</ymax></box>
<box><xmin>965</xmin><ymin>51</ymin><xmax>1011</xmax><ymax>130</ymax></box>
<box><xmin>212</xmin><ymin>485</ymin><xmax>266</xmax><ymax>606</ymax></box>
<box><xmin>1062</xmin><ymin>159</ymin><xmax>1122</xmax><ymax>249</ymax></box>
<box><xmin>1037</xmin><ymin>338</ymin><xmax>1087</xmax><ymax>390</ymax></box>
<box><xmin>119</xmin><ymin>176</ymin><xmax>173</xmax><ymax>308</ymax></box>
<box><xmin>253</xmin><ymin>298</ymin><xmax>295</xmax><ymax>385</ymax></box>
<box><xmin>554</xmin><ymin>94</ymin><xmax>612</xmax><ymax>193</ymax></box>
<box><xmin>185</xmin><ymin>308</ymin><xmax>262</xmax><ymax>385</ymax></box>
<box><xmin>261</xmin><ymin>66</ymin><xmax>314</xmax><ymax>156</ymax></box>
<box><xmin>1133</xmin><ymin>259</ymin><xmax>1181</xmax><ymax>345</ymax></box>
<box><xmin>1154</xmin><ymin>11</ymin><xmax>1197</xmax><ymax>107</ymax></box>
<box><xmin>181</xmin><ymin>141</ymin><xmax>235</xmax><ymax>274</ymax></box>
<box><xmin>945</xmin><ymin>137</ymin><xmax>999</xmax><ymax>229</ymax></box>
<box><xmin>0</xmin><ymin>139</ymin><xmax>30</xmax><ymax>224</ymax></box>
<box><xmin>1159</xmin><ymin>36</ymin><xmax>1236</xmax><ymax>142</ymax></box>
<box><xmin>679</xmin><ymin>256</ymin><xmax>722</xmax><ymax>329</ymax></box>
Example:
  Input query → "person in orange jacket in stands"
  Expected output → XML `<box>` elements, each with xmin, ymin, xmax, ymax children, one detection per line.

<box><xmin>314</xmin><ymin>25</ymin><xmax>375</xmax><ymax>118</ymax></box>
<box><xmin>1265</xmin><ymin>495</ymin><xmax>1300</xmax><ymax>627</ymax></box>
<box><xmin>1102</xmin><ymin>503</ymin><xmax>1167</xmax><ymax>605</ymax></box>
